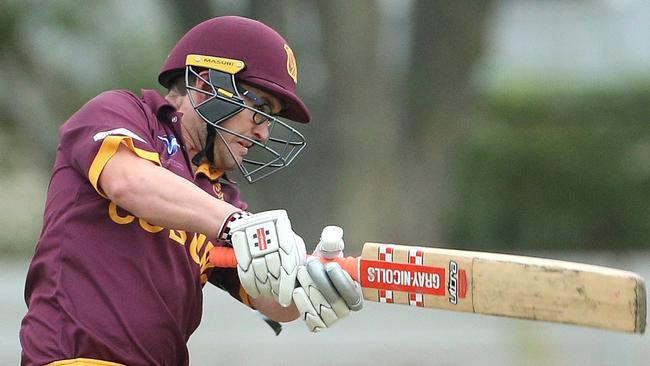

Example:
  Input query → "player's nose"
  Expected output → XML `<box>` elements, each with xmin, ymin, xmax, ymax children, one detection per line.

<box><xmin>252</xmin><ymin>121</ymin><xmax>270</xmax><ymax>142</ymax></box>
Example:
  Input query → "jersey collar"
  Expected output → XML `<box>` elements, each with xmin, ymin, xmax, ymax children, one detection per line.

<box><xmin>194</xmin><ymin>162</ymin><xmax>225</xmax><ymax>181</ymax></box>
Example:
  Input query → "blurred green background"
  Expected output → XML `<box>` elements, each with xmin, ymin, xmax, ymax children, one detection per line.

<box><xmin>2</xmin><ymin>0</ymin><xmax>650</xmax><ymax>256</ymax></box>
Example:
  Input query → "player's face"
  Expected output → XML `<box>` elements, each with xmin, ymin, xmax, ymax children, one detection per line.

<box><xmin>212</xmin><ymin>84</ymin><xmax>282</xmax><ymax>171</ymax></box>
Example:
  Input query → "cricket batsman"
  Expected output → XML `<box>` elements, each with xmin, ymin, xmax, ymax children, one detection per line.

<box><xmin>20</xmin><ymin>16</ymin><xmax>362</xmax><ymax>366</ymax></box>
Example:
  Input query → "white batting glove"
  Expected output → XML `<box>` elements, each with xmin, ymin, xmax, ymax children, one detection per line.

<box><xmin>220</xmin><ymin>210</ymin><xmax>306</xmax><ymax>307</ymax></box>
<box><xmin>293</xmin><ymin>226</ymin><xmax>363</xmax><ymax>332</ymax></box>
<box><xmin>313</xmin><ymin>226</ymin><xmax>345</xmax><ymax>259</ymax></box>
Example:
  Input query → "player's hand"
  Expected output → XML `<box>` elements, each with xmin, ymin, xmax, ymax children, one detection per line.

<box><xmin>222</xmin><ymin>210</ymin><xmax>306</xmax><ymax>307</ymax></box>
<box><xmin>292</xmin><ymin>226</ymin><xmax>363</xmax><ymax>332</ymax></box>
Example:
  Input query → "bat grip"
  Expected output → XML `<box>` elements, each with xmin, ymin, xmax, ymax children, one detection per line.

<box><xmin>208</xmin><ymin>246</ymin><xmax>360</xmax><ymax>282</ymax></box>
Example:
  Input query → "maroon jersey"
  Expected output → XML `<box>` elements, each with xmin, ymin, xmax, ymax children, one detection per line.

<box><xmin>20</xmin><ymin>89</ymin><xmax>249</xmax><ymax>366</ymax></box>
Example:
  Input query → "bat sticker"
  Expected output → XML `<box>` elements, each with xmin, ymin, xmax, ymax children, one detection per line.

<box><xmin>449</xmin><ymin>260</ymin><xmax>459</xmax><ymax>304</ymax></box>
<box><xmin>360</xmin><ymin>260</ymin><xmax>445</xmax><ymax>295</ymax></box>
<box><xmin>447</xmin><ymin>260</ymin><xmax>467</xmax><ymax>304</ymax></box>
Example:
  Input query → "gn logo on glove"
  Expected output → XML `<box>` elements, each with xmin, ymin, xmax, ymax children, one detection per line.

<box><xmin>245</xmin><ymin>223</ymin><xmax>279</xmax><ymax>256</ymax></box>
<box><xmin>254</xmin><ymin>228</ymin><xmax>270</xmax><ymax>251</ymax></box>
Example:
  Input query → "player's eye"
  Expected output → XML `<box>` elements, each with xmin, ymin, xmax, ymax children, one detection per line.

<box><xmin>252</xmin><ymin>104</ymin><xmax>273</xmax><ymax>125</ymax></box>
<box><xmin>239</xmin><ymin>86</ymin><xmax>275</xmax><ymax>125</ymax></box>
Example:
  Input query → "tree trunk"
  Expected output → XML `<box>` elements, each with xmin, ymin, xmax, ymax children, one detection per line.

<box><xmin>316</xmin><ymin>0</ymin><xmax>403</xmax><ymax>251</ymax></box>
<box><xmin>401</xmin><ymin>0</ymin><xmax>494</xmax><ymax>246</ymax></box>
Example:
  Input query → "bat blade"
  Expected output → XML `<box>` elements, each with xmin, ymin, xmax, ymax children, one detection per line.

<box><xmin>358</xmin><ymin>243</ymin><xmax>646</xmax><ymax>333</ymax></box>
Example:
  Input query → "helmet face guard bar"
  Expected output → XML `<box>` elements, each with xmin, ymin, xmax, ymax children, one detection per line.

<box><xmin>185</xmin><ymin>65</ymin><xmax>306</xmax><ymax>183</ymax></box>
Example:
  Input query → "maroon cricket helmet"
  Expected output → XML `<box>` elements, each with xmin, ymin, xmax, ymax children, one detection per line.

<box><xmin>159</xmin><ymin>16</ymin><xmax>311</xmax><ymax>123</ymax></box>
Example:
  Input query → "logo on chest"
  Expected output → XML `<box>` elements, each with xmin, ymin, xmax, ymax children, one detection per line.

<box><xmin>158</xmin><ymin>135</ymin><xmax>180</xmax><ymax>156</ymax></box>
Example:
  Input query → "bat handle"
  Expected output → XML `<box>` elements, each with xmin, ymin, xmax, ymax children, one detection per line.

<box><xmin>208</xmin><ymin>246</ymin><xmax>360</xmax><ymax>282</ymax></box>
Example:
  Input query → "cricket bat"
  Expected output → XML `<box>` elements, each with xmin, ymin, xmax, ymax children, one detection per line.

<box><xmin>209</xmin><ymin>243</ymin><xmax>646</xmax><ymax>333</ymax></box>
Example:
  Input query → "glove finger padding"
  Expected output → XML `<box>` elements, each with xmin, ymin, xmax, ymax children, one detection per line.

<box><xmin>293</xmin><ymin>260</ymin><xmax>354</xmax><ymax>332</ymax></box>
<box><xmin>292</xmin><ymin>287</ymin><xmax>327</xmax><ymax>332</ymax></box>
<box><xmin>232</xmin><ymin>231</ymin><xmax>261</xmax><ymax>298</ymax></box>
<box><xmin>325</xmin><ymin>262</ymin><xmax>363</xmax><ymax>311</ymax></box>
<box><xmin>305</xmin><ymin>259</ymin><xmax>340</xmax><ymax>303</ymax></box>
<box><xmin>228</xmin><ymin>210</ymin><xmax>305</xmax><ymax>307</ymax></box>
<box><xmin>275</xmin><ymin>216</ymin><xmax>300</xmax><ymax>306</ymax></box>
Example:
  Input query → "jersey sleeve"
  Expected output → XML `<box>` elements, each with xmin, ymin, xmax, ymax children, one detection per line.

<box><xmin>208</xmin><ymin>268</ymin><xmax>255</xmax><ymax>309</ymax></box>
<box><xmin>59</xmin><ymin>90</ymin><xmax>162</xmax><ymax>197</ymax></box>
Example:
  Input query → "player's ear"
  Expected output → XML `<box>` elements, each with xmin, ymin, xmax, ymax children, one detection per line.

<box><xmin>195</xmin><ymin>70</ymin><xmax>210</xmax><ymax>86</ymax></box>
<box><xmin>188</xmin><ymin>70</ymin><xmax>212</xmax><ymax>103</ymax></box>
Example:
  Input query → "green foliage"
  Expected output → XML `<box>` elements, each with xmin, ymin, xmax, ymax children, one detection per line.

<box><xmin>449</xmin><ymin>86</ymin><xmax>650</xmax><ymax>250</ymax></box>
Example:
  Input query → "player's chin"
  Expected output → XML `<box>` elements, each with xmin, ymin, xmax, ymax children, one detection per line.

<box><xmin>225</xmin><ymin>153</ymin><xmax>244</xmax><ymax>169</ymax></box>
<box><xmin>233</xmin><ymin>151</ymin><xmax>246</xmax><ymax>164</ymax></box>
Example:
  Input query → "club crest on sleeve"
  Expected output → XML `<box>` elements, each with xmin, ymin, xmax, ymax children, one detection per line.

<box><xmin>158</xmin><ymin>135</ymin><xmax>180</xmax><ymax>156</ymax></box>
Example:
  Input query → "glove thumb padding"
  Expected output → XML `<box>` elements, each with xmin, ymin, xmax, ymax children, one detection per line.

<box><xmin>313</xmin><ymin>225</ymin><xmax>345</xmax><ymax>259</ymax></box>
<box><xmin>312</xmin><ymin>226</ymin><xmax>362</xmax><ymax>310</ymax></box>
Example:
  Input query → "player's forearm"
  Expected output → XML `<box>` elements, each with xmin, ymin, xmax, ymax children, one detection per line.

<box><xmin>100</xmin><ymin>147</ymin><xmax>239</xmax><ymax>237</ymax></box>
<box><xmin>250</xmin><ymin>296</ymin><xmax>300</xmax><ymax>322</ymax></box>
